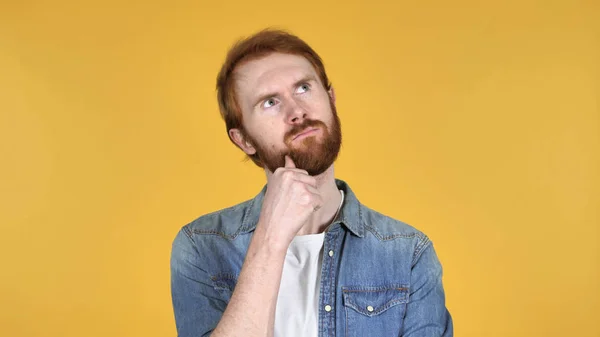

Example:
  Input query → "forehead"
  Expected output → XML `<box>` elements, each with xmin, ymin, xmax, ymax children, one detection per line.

<box><xmin>234</xmin><ymin>53</ymin><xmax>319</xmax><ymax>101</ymax></box>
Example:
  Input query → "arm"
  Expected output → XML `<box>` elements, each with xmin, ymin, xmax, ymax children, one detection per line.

<box><xmin>401</xmin><ymin>240</ymin><xmax>453</xmax><ymax>337</ymax></box>
<box><xmin>170</xmin><ymin>225</ymin><xmax>287</xmax><ymax>337</ymax></box>
<box><xmin>210</xmin><ymin>223</ymin><xmax>287</xmax><ymax>337</ymax></box>
<box><xmin>171</xmin><ymin>156</ymin><xmax>321</xmax><ymax>337</ymax></box>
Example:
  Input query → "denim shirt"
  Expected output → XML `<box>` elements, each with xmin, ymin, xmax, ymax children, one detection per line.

<box><xmin>170</xmin><ymin>179</ymin><xmax>453</xmax><ymax>337</ymax></box>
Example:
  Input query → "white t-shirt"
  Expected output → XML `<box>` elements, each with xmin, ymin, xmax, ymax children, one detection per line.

<box><xmin>274</xmin><ymin>190</ymin><xmax>344</xmax><ymax>337</ymax></box>
<box><xmin>274</xmin><ymin>232</ymin><xmax>325</xmax><ymax>337</ymax></box>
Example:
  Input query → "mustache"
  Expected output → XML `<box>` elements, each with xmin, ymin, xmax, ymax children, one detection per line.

<box><xmin>284</xmin><ymin>119</ymin><xmax>327</xmax><ymax>142</ymax></box>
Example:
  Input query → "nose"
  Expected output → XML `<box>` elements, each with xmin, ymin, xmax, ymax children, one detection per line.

<box><xmin>286</xmin><ymin>98</ymin><xmax>307</xmax><ymax>125</ymax></box>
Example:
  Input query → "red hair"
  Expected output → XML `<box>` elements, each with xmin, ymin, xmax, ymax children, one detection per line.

<box><xmin>216</xmin><ymin>28</ymin><xmax>332</xmax><ymax>167</ymax></box>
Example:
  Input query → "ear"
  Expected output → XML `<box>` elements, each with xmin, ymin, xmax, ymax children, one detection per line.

<box><xmin>229</xmin><ymin>128</ymin><xmax>257</xmax><ymax>155</ymax></box>
<box><xmin>328</xmin><ymin>86</ymin><xmax>336</xmax><ymax>105</ymax></box>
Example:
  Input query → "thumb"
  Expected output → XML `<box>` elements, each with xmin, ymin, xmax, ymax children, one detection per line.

<box><xmin>284</xmin><ymin>155</ymin><xmax>296</xmax><ymax>168</ymax></box>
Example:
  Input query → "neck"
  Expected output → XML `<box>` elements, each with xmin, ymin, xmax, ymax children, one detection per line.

<box><xmin>266</xmin><ymin>164</ymin><xmax>341</xmax><ymax>236</ymax></box>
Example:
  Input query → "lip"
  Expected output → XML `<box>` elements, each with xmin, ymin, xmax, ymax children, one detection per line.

<box><xmin>293</xmin><ymin>128</ymin><xmax>319</xmax><ymax>141</ymax></box>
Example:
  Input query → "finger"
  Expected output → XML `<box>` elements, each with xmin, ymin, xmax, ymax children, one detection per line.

<box><xmin>304</xmin><ymin>183</ymin><xmax>321</xmax><ymax>196</ymax></box>
<box><xmin>284</xmin><ymin>167</ymin><xmax>309</xmax><ymax>175</ymax></box>
<box><xmin>292</xmin><ymin>173</ymin><xmax>318</xmax><ymax>188</ymax></box>
<box><xmin>305</xmin><ymin>187</ymin><xmax>324</xmax><ymax>211</ymax></box>
<box><xmin>298</xmin><ymin>183</ymin><xmax>322</xmax><ymax>208</ymax></box>
<box><xmin>284</xmin><ymin>155</ymin><xmax>296</xmax><ymax>169</ymax></box>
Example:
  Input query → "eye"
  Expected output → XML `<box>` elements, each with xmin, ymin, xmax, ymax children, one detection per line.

<box><xmin>263</xmin><ymin>98</ymin><xmax>277</xmax><ymax>108</ymax></box>
<box><xmin>296</xmin><ymin>83</ymin><xmax>310</xmax><ymax>93</ymax></box>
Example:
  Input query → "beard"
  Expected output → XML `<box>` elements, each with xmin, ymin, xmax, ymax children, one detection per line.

<box><xmin>242</xmin><ymin>101</ymin><xmax>342</xmax><ymax>176</ymax></box>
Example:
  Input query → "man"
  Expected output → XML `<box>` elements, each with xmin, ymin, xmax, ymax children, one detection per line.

<box><xmin>170</xmin><ymin>29</ymin><xmax>453</xmax><ymax>337</ymax></box>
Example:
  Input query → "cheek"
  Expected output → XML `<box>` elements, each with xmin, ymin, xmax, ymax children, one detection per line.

<box><xmin>247</xmin><ymin>120</ymin><xmax>286</xmax><ymax>148</ymax></box>
<box><xmin>317</xmin><ymin>101</ymin><xmax>334</xmax><ymax>123</ymax></box>
<box><xmin>302</xmin><ymin>91</ymin><xmax>326</xmax><ymax>109</ymax></box>
<box><xmin>310</xmin><ymin>92</ymin><xmax>333</xmax><ymax>117</ymax></box>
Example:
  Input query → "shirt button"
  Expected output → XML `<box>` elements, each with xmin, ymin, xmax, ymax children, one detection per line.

<box><xmin>367</xmin><ymin>305</ymin><xmax>374</xmax><ymax>312</ymax></box>
<box><xmin>324</xmin><ymin>305</ymin><xmax>332</xmax><ymax>312</ymax></box>
<box><xmin>328</xmin><ymin>250</ymin><xmax>334</xmax><ymax>257</ymax></box>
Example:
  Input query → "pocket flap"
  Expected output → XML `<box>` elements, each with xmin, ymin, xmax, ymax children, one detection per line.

<box><xmin>342</xmin><ymin>285</ymin><xmax>409</xmax><ymax>317</ymax></box>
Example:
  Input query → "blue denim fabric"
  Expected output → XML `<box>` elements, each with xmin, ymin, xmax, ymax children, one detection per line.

<box><xmin>170</xmin><ymin>179</ymin><xmax>453</xmax><ymax>337</ymax></box>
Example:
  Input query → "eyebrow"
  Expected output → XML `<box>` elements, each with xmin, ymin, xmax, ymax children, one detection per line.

<box><xmin>251</xmin><ymin>75</ymin><xmax>318</xmax><ymax>109</ymax></box>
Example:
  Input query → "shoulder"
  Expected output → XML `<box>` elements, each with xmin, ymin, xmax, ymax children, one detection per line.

<box><xmin>359</xmin><ymin>204</ymin><xmax>432</xmax><ymax>261</ymax></box>
<box><xmin>179</xmin><ymin>197</ymin><xmax>256</xmax><ymax>241</ymax></box>
<box><xmin>360</xmin><ymin>204</ymin><xmax>425</xmax><ymax>239</ymax></box>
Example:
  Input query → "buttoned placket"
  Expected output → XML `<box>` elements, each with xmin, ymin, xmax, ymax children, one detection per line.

<box><xmin>318</xmin><ymin>224</ymin><xmax>344</xmax><ymax>337</ymax></box>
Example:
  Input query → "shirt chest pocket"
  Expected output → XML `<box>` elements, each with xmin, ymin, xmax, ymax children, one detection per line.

<box><xmin>342</xmin><ymin>285</ymin><xmax>409</xmax><ymax>337</ymax></box>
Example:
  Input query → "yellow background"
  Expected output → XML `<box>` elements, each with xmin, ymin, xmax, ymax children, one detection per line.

<box><xmin>1</xmin><ymin>0</ymin><xmax>598</xmax><ymax>336</ymax></box>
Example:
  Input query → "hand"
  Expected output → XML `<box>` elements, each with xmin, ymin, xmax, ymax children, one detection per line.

<box><xmin>256</xmin><ymin>155</ymin><xmax>323</xmax><ymax>251</ymax></box>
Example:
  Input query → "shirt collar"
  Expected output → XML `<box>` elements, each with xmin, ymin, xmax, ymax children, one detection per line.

<box><xmin>239</xmin><ymin>178</ymin><xmax>365</xmax><ymax>237</ymax></box>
